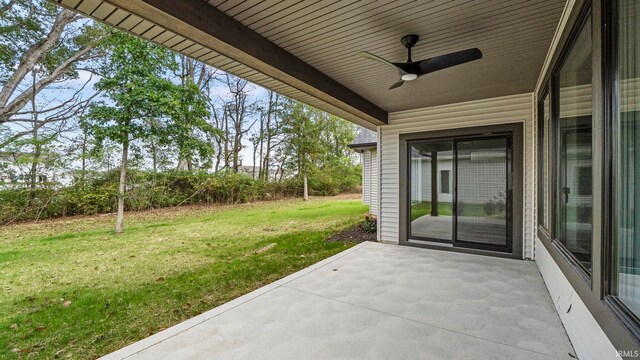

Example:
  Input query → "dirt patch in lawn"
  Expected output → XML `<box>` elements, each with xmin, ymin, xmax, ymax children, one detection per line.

<box><xmin>328</xmin><ymin>224</ymin><xmax>377</xmax><ymax>243</ymax></box>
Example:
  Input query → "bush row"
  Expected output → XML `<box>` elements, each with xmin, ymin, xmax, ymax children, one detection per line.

<box><xmin>0</xmin><ymin>168</ymin><xmax>361</xmax><ymax>223</ymax></box>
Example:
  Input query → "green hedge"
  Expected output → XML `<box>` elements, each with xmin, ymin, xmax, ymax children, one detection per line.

<box><xmin>0</xmin><ymin>168</ymin><xmax>361</xmax><ymax>223</ymax></box>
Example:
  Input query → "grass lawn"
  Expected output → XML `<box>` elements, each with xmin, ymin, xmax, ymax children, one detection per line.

<box><xmin>410</xmin><ymin>201</ymin><xmax>453</xmax><ymax>221</ymax></box>
<box><xmin>410</xmin><ymin>201</ymin><xmax>498</xmax><ymax>221</ymax></box>
<box><xmin>0</xmin><ymin>197</ymin><xmax>368</xmax><ymax>359</ymax></box>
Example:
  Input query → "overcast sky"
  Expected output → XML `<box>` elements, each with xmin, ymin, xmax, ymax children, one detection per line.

<box><xmin>9</xmin><ymin>67</ymin><xmax>270</xmax><ymax>168</ymax></box>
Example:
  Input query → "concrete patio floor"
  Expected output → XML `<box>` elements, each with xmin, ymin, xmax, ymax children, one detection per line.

<box><xmin>102</xmin><ymin>242</ymin><xmax>575</xmax><ymax>360</ymax></box>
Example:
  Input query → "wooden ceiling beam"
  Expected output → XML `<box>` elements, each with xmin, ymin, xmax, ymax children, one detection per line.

<box><xmin>104</xmin><ymin>0</ymin><xmax>388</xmax><ymax>126</ymax></box>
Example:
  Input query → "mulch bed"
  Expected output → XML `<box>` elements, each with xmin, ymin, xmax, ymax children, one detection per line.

<box><xmin>327</xmin><ymin>224</ymin><xmax>377</xmax><ymax>243</ymax></box>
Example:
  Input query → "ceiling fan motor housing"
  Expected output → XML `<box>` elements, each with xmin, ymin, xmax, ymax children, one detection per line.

<box><xmin>401</xmin><ymin>34</ymin><xmax>420</xmax><ymax>48</ymax></box>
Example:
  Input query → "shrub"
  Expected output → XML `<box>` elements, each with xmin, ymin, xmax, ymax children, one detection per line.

<box><xmin>361</xmin><ymin>213</ymin><xmax>377</xmax><ymax>233</ymax></box>
<box><xmin>0</xmin><ymin>167</ymin><xmax>362</xmax><ymax>224</ymax></box>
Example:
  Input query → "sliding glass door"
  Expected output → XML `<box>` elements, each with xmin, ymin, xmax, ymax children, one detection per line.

<box><xmin>454</xmin><ymin>137</ymin><xmax>510</xmax><ymax>250</ymax></box>
<box><xmin>408</xmin><ymin>135</ymin><xmax>512</xmax><ymax>252</ymax></box>
<box><xmin>409</xmin><ymin>141</ymin><xmax>454</xmax><ymax>241</ymax></box>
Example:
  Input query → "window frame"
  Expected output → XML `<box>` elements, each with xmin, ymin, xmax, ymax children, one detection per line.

<box><xmin>602</xmin><ymin>0</ymin><xmax>640</xmax><ymax>341</ymax></box>
<box><xmin>440</xmin><ymin>169</ymin><xmax>450</xmax><ymax>194</ymax></box>
<box><xmin>536</xmin><ymin>0</ymin><xmax>640</xmax><ymax>348</ymax></box>
<box><xmin>549</xmin><ymin>4</ymin><xmax>594</xmax><ymax>281</ymax></box>
<box><xmin>537</xmin><ymin>86</ymin><xmax>550</xmax><ymax>235</ymax></box>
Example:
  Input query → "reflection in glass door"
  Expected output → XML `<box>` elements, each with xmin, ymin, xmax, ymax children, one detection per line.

<box><xmin>409</xmin><ymin>141</ymin><xmax>454</xmax><ymax>241</ymax></box>
<box><xmin>454</xmin><ymin>137</ymin><xmax>510</xmax><ymax>250</ymax></box>
<box><xmin>408</xmin><ymin>135</ymin><xmax>512</xmax><ymax>252</ymax></box>
<box><xmin>556</xmin><ymin>118</ymin><xmax>592</xmax><ymax>271</ymax></box>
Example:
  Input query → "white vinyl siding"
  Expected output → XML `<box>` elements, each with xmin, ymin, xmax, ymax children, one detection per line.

<box><xmin>360</xmin><ymin>149</ymin><xmax>378</xmax><ymax>216</ymax></box>
<box><xmin>370</xmin><ymin>149</ymin><xmax>378</xmax><ymax>216</ymax></box>
<box><xmin>535</xmin><ymin>238</ymin><xmax>617</xmax><ymax>359</ymax></box>
<box><xmin>362</xmin><ymin>151</ymin><xmax>371</xmax><ymax>206</ymax></box>
<box><xmin>379</xmin><ymin>93</ymin><xmax>536</xmax><ymax>259</ymax></box>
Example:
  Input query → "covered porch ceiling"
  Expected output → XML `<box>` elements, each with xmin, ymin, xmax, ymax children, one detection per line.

<box><xmin>53</xmin><ymin>0</ymin><xmax>566</xmax><ymax>129</ymax></box>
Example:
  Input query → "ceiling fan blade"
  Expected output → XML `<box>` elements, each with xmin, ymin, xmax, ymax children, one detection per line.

<box><xmin>388</xmin><ymin>79</ymin><xmax>404</xmax><ymax>90</ymax></box>
<box><xmin>359</xmin><ymin>51</ymin><xmax>406</xmax><ymax>74</ymax></box>
<box><xmin>416</xmin><ymin>48</ymin><xmax>482</xmax><ymax>75</ymax></box>
<box><xmin>392</xmin><ymin>62</ymin><xmax>415</xmax><ymax>74</ymax></box>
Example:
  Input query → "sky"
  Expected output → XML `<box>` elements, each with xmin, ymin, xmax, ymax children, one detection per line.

<box><xmin>2</xmin><ymin>4</ymin><xmax>360</xmax><ymax>173</ymax></box>
<box><xmin>8</xmin><ymin>66</ymin><xmax>271</xmax><ymax>169</ymax></box>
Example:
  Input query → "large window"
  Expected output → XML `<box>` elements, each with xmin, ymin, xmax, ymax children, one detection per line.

<box><xmin>553</xmin><ymin>12</ymin><xmax>593</xmax><ymax>274</ymax></box>
<box><xmin>613</xmin><ymin>0</ymin><xmax>640</xmax><ymax>321</ymax></box>
<box><xmin>537</xmin><ymin>0</ymin><xmax>640</xmax><ymax>345</ymax></box>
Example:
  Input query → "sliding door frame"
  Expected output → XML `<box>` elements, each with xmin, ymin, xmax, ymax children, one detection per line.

<box><xmin>399</xmin><ymin>122</ymin><xmax>523</xmax><ymax>259</ymax></box>
<box><xmin>452</xmin><ymin>135</ymin><xmax>513</xmax><ymax>253</ymax></box>
<box><xmin>406</xmin><ymin>139</ymin><xmax>454</xmax><ymax>243</ymax></box>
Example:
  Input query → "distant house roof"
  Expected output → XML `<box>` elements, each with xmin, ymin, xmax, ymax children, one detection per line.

<box><xmin>348</xmin><ymin>129</ymin><xmax>377</xmax><ymax>151</ymax></box>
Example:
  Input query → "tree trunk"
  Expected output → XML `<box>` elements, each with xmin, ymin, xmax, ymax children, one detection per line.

<box><xmin>214</xmin><ymin>151</ymin><xmax>221</xmax><ymax>173</ymax></box>
<box><xmin>176</xmin><ymin>158</ymin><xmax>187</xmax><ymax>171</ymax></box>
<box><xmin>115</xmin><ymin>135</ymin><xmax>129</xmax><ymax>234</ymax></box>
<box><xmin>150</xmin><ymin>139</ymin><xmax>158</xmax><ymax>173</ymax></box>
<box><xmin>30</xmin><ymin>142</ymin><xmax>41</xmax><ymax>190</ymax></box>
<box><xmin>251</xmin><ymin>139</ymin><xmax>258</xmax><ymax>178</ymax></box>
<box><xmin>80</xmin><ymin>129</ymin><xmax>88</xmax><ymax>185</ymax></box>
<box><xmin>303</xmin><ymin>172</ymin><xmax>309</xmax><ymax>201</ymax></box>
<box><xmin>257</xmin><ymin>127</ymin><xmax>264</xmax><ymax>180</ymax></box>
<box><xmin>29</xmin><ymin>70</ymin><xmax>39</xmax><ymax>191</ymax></box>
<box><xmin>232</xmin><ymin>128</ymin><xmax>241</xmax><ymax>173</ymax></box>
<box><xmin>223</xmin><ymin>110</ymin><xmax>229</xmax><ymax>171</ymax></box>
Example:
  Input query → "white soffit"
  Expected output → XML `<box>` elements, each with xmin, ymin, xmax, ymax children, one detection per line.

<box><xmin>207</xmin><ymin>0</ymin><xmax>566</xmax><ymax>112</ymax></box>
<box><xmin>53</xmin><ymin>0</ymin><xmax>566</xmax><ymax>123</ymax></box>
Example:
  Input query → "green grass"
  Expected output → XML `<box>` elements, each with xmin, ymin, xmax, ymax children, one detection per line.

<box><xmin>0</xmin><ymin>197</ymin><xmax>368</xmax><ymax>359</ymax></box>
<box><xmin>410</xmin><ymin>201</ymin><xmax>497</xmax><ymax>221</ymax></box>
<box><xmin>410</xmin><ymin>201</ymin><xmax>453</xmax><ymax>221</ymax></box>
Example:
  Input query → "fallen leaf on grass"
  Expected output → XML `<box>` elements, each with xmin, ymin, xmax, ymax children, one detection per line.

<box><xmin>62</xmin><ymin>300</ymin><xmax>71</xmax><ymax>308</ymax></box>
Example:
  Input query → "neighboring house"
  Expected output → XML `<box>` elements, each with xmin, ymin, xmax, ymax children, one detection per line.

<box><xmin>348</xmin><ymin>129</ymin><xmax>377</xmax><ymax>216</ymax></box>
<box><xmin>0</xmin><ymin>152</ymin><xmax>60</xmax><ymax>186</ymax></box>
<box><xmin>58</xmin><ymin>0</ymin><xmax>640</xmax><ymax>357</ymax></box>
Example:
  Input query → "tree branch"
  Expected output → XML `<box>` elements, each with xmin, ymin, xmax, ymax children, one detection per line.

<box><xmin>1</xmin><ymin>43</ymin><xmax>100</xmax><ymax>123</ymax></box>
<box><xmin>0</xmin><ymin>0</ymin><xmax>17</xmax><ymax>15</ymax></box>
<box><xmin>0</xmin><ymin>8</ymin><xmax>77</xmax><ymax>109</ymax></box>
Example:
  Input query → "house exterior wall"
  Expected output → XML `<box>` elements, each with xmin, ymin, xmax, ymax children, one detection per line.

<box><xmin>410</xmin><ymin>155</ymin><xmax>507</xmax><ymax>206</ymax></box>
<box><xmin>361</xmin><ymin>151</ymin><xmax>371</xmax><ymax>206</ymax></box>
<box><xmin>370</xmin><ymin>149</ymin><xmax>378</xmax><ymax>216</ymax></box>
<box><xmin>411</xmin><ymin>157</ymin><xmax>454</xmax><ymax>204</ymax></box>
<box><xmin>379</xmin><ymin>93</ymin><xmax>535</xmax><ymax>259</ymax></box>
<box><xmin>534</xmin><ymin>238</ymin><xmax>617</xmax><ymax>359</ymax></box>
<box><xmin>360</xmin><ymin>149</ymin><xmax>378</xmax><ymax>216</ymax></box>
<box><xmin>534</xmin><ymin>0</ymin><xmax>637</xmax><ymax>359</ymax></box>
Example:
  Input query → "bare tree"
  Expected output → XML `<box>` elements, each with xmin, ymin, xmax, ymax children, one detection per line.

<box><xmin>249</xmin><ymin>111</ymin><xmax>264</xmax><ymax>178</ymax></box>
<box><xmin>221</xmin><ymin>74</ymin><xmax>255</xmax><ymax>173</ymax></box>
<box><xmin>260</xmin><ymin>91</ymin><xmax>282</xmax><ymax>181</ymax></box>
<box><xmin>208</xmin><ymin>101</ymin><xmax>225</xmax><ymax>172</ymax></box>
<box><xmin>175</xmin><ymin>54</ymin><xmax>217</xmax><ymax>171</ymax></box>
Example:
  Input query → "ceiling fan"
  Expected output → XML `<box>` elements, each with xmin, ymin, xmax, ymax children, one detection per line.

<box><xmin>358</xmin><ymin>34</ymin><xmax>482</xmax><ymax>90</ymax></box>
